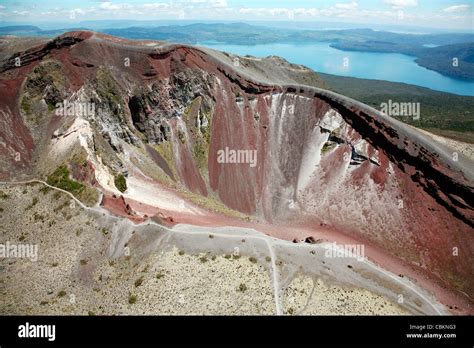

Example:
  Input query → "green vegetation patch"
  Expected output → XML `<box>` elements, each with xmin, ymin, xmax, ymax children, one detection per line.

<box><xmin>47</xmin><ymin>165</ymin><xmax>85</xmax><ymax>196</ymax></box>
<box><xmin>46</xmin><ymin>165</ymin><xmax>99</xmax><ymax>205</ymax></box>
<box><xmin>114</xmin><ymin>174</ymin><xmax>127</xmax><ymax>193</ymax></box>
<box><xmin>95</xmin><ymin>66</ymin><xmax>125</xmax><ymax>122</ymax></box>
<box><xmin>21</xmin><ymin>60</ymin><xmax>67</xmax><ymax>123</ymax></box>
<box><xmin>321</xmin><ymin>142</ymin><xmax>335</xmax><ymax>154</ymax></box>
<box><xmin>154</xmin><ymin>141</ymin><xmax>178</xmax><ymax>180</ymax></box>
<box><xmin>193</xmin><ymin>139</ymin><xmax>208</xmax><ymax>173</ymax></box>
<box><xmin>20</xmin><ymin>96</ymin><xmax>31</xmax><ymax>114</ymax></box>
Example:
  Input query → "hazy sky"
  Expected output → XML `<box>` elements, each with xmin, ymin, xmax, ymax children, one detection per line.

<box><xmin>0</xmin><ymin>0</ymin><xmax>472</xmax><ymax>30</ymax></box>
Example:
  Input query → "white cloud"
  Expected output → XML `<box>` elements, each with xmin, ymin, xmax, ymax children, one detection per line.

<box><xmin>2</xmin><ymin>0</ymin><xmax>471</xmax><ymax>30</ymax></box>
<box><xmin>238</xmin><ymin>6</ymin><xmax>320</xmax><ymax>19</ymax></box>
<box><xmin>335</xmin><ymin>1</ymin><xmax>358</xmax><ymax>10</ymax></box>
<box><xmin>143</xmin><ymin>3</ymin><xmax>170</xmax><ymax>10</ymax></box>
<box><xmin>293</xmin><ymin>8</ymin><xmax>319</xmax><ymax>16</ymax></box>
<box><xmin>207</xmin><ymin>0</ymin><xmax>227</xmax><ymax>8</ymax></box>
<box><xmin>172</xmin><ymin>0</ymin><xmax>227</xmax><ymax>8</ymax></box>
<box><xmin>12</xmin><ymin>10</ymin><xmax>30</xmax><ymax>16</ymax></box>
<box><xmin>99</xmin><ymin>2</ymin><xmax>129</xmax><ymax>10</ymax></box>
<box><xmin>73</xmin><ymin>8</ymin><xmax>86</xmax><ymax>15</ymax></box>
<box><xmin>443</xmin><ymin>4</ymin><xmax>470</xmax><ymax>13</ymax></box>
<box><xmin>383</xmin><ymin>0</ymin><xmax>418</xmax><ymax>8</ymax></box>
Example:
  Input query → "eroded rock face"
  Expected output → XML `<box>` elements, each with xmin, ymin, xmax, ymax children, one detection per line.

<box><xmin>0</xmin><ymin>31</ymin><xmax>473</xmax><ymax>301</ymax></box>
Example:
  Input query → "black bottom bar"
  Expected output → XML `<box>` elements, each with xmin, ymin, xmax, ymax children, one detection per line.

<box><xmin>0</xmin><ymin>315</ymin><xmax>472</xmax><ymax>346</ymax></box>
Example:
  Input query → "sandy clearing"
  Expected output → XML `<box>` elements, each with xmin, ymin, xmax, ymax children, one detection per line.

<box><xmin>415</xmin><ymin>128</ymin><xmax>474</xmax><ymax>161</ymax></box>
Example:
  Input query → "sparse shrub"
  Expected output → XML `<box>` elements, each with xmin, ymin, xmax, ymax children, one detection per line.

<box><xmin>21</xmin><ymin>97</ymin><xmax>31</xmax><ymax>114</ymax></box>
<box><xmin>33</xmin><ymin>212</ymin><xmax>45</xmax><ymax>222</ymax></box>
<box><xmin>199</xmin><ymin>256</ymin><xmax>208</xmax><ymax>263</ymax></box>
<box><xmin>156</xmin><ymin>272</ymin><xmax>165</xmax><ymax>279</ymax></box>
<box><xmin>249</xmin><ymin>257</ymin><xmax>257</xmax><ymax>264</ymax></box>
<box><xmin>321</xmin><ymin>142</ymin><xmax>334</xmax><ymax>154</ymax></box>
<box><xmin>177</xmin><ymin>129</ymin><xmax>186</xmax><ymax>144</ymax></box>
<box><xmin>57</xmin><ymin>290</ymin><xmax>66</xmax><ymax>298</ymax></box>
<box><xmin>178</xmin><ymin>250</ymin><xmax>185</xmax><ymax>256</ymax></box>
<box><xmin>39</xmin><ymin>186</ymin><xmax>51</xmax><ymax>194</ymax></box>
<box><xmin>25</xmin><ymin>197</ymin><xmax>39</xmax><ymax>211</ymax></box>
<box><xmin>238</xmin><ymin>283</ymin><xmax>247</xmax><ymax>292</ymax></box>
<box><xmin>265</xmin><ymin>256</ymin><xmax>271</xmax><ymax>262</ymax></box>
<box><xmin>128</xmin><ymin>294</ymin><xmax>137</xmax><ymax>304</ymax></box>
<box><xmin>0</xmin><ymin>191</ymin><xmax>9</xmax><ymax>199</ymax></box>
<box><xmin>114</xmin><ymin>174</ymin><xmax>127</xmax><ymax>193</ymax></box>
<box><xmin>80</xmin><ymin>259</ymin><xmax>87</xmax><ymax>265</ymax></box>
<box><xmin>134</xmin><ymin>276</ymin><xmax>144</xmax><ymax>287</ymax></box>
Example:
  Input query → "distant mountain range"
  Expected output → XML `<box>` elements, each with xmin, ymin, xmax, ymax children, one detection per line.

<box><xmin>1</xmin><ymin>23</ymin><xmax>473</xmax><ymax>81</ymax></box>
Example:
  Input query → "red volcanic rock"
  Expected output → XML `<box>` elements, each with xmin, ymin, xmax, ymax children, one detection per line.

<box><xmin>70</xmin><ymin>160</ymin><xmax>98</xmax><ymax>187</ymax></box>
<box><xmin>150</xmin><ymin>211</ymin><xmax>176</xmax><ymax>227</ymax></box>
<box><xmin>304</xmin><ymin>236</ymin><xmax>322</xmax><ymax>244</ymax></box>
<box><xmin>101</xmin><ymin>194</ymin><xmax>144</xmax><ymax>223</ymax></box>
<box><xmin>0</xmin><ymin>31</ymin><xmax>93</xmax><ymax>74</ymax></box>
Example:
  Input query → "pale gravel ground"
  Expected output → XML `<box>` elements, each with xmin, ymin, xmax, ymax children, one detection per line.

<box><xmin>117</xmin><ymin>248</ymin><xmax>275</xmax><ymax>315</ymax></box>
<box><xmin>415</xmin><ymin>128</ymin><xmax>474</xmax><ymax>161</ymax></box>
<box><xmin>0</xmin><ymin>183</ymin><xmax>411</xmax><ymax>315</ymax></box>
<box><xmin>284</xmin><ymin>276</ymin><xmax>408</xmax><ymax>315</ymax></box>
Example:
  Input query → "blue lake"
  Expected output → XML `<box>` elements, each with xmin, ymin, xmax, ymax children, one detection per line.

<box><xmin>198</xmin><ymin>42</ymin><xmax>474</xmax><ymax>96</ymax></box>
